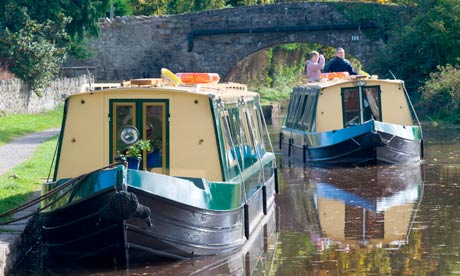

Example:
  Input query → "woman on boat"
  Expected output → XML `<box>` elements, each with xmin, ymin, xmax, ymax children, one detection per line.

<box><xmin>305</xmin><ymin>51</ymin><xmax>325</xmax><ymax>82</ymax></box>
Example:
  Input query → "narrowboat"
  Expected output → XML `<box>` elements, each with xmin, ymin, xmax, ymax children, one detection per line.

<box><xmin>280</xmin><ymin>75</ymin><xmax>423</xmax><ymax>166</ymax></box>
<box><xmin>305</xmin><ymin>164</ymin><xmax>423</xmax><ymax>249</ymax></box>
<box><xmin>39</xmin><ymin>75</ymin><xmax>277</xmax><ymax>267</ymax></box>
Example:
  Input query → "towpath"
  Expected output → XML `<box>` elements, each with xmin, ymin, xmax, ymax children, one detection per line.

<box><xmin>0</xmin><ymin>128</ymin><xmax>60</xmax><ymax>275</ymax></box>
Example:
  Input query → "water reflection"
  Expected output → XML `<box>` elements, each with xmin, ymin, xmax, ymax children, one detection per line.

<box><xmin>308</xmin><ymin>164</ymin><xmax>423</xmax><ymax>250</ymax></box>
<box><xmin>274</xmin><ymin>163</ymin><xmax>426</xmax><ymax>275</ymax></box>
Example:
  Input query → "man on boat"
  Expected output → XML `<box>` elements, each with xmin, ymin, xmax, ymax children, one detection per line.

<box><xmin>324</xmin><ymin>47</ymin><xmax>357</xmax><ymax>75</ymax></box>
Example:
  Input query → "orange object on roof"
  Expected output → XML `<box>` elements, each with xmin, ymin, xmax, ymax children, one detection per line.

<box><xmin>176</xmin><ymin>73</ymin><xmax>220</xmax><ymax>84</ymax></box>
<box><xmin>320</xmin><ymin>71</ymin><xmax>350</xmax><ymax>80</ymax></box>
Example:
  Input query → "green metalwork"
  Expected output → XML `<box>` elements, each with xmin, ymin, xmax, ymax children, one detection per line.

<box><xmin>52</xmin><ymin>99</ymin><xmax>69</xmax><ymax>181</ymax></box>
<box><xmin>374</xmin><ymin>121</ymin><xmax>422</xmax><ymax>140</ymax></box>
<box><xmin>209</xmin><ymin>96</ymin><xmax>228</xmax><ymax>181</ymax></box>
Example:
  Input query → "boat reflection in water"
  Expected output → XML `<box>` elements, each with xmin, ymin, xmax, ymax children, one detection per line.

<box><xmin>307</xmin><ymin>164</ymin><xmax>424</xmax><ymax>251</ymax></box>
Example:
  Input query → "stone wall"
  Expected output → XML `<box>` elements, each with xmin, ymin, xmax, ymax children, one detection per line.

<box><xmin>0</xmin><ymin>75</ymin><xmax>92</xmax><ymax>115</ymax></box>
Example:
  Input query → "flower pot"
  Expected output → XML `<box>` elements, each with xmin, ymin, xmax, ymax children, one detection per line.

<box><xmin>126</xmin><ymin>156</ymin><xmax>141</xmax><ymax>170</ymax></box>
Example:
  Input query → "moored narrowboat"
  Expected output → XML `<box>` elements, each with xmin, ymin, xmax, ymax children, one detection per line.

<box><xmin>39</xmin><ymin>76</ymin><xmax>277</xmax><ymax>266</ymax></box>
<box><xmin>280</xmin><ymin>75</ymin><xmax>423</xmax><ymax>166</ymax></box>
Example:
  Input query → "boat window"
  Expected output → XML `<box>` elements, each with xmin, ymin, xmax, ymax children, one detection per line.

<box><xmin>228</xmin><ymin>109</ymin><xmax>246</xmax><ymax>169</ymax></box>
<box><xmin>244</xmin><ymin>102</ymin><xmax>265</xmax><ymax>159</ymax></box>
<box><xmin>364</xmin><ymin>87</ymin><xmax>381</xmax><ymax>121</ymax></box>
<box><xmin>113</xmin><ymin>103</ymin><xmax>136</xmax><ymax>158</ymax></box>
<box><xmin>251</xmin><ymin>105</ymin><xmax>266</xmax><ymax>156</ymax></box>
<box><xmin>296</xmin><ymin>94</ymin><xmax>308</xmax><ymax>129</ymax></box>
<box><xmin>285</xmin><ymin>92</ymin><xmax>302</xmax><ymax>128</ymax></box>
<box><xmin>292</xmin><ymin>93</ymin><xmax>307</xmax><ymax>129</ymax></box>
<box><xmin>285</xmin><ymin>93</ymin><xmax>295</xmax><ymax>127</ymax></box>
<box><xmin>301</xmin><ymin>92</ymin><xmax>318</xmax><ymax>132</ymax></box>
<box><xmin>286</xmin><ymin>87</ymin><xmax>319</xmax><ymax>131</ymax></box>
<box><xmin>342</xmin><ymin>86</ymin><xmax>382</xmax><ymax>127</ymax></box>
<box><xmin>240</xmin><ymin>105</ymin><xmax>257</xmax><ymax>168</ymax></box>
<box><xmin>219</xmin><ymin>109</ymin><xmax>239</xmax><ymax>179</ymax></box>
<box><xmin>143</xmin><ymin>103</ymin><xmax>166</xmax><ymax>173</ymax></box>
<box><xmin>342</xmin><ymin>88</ymin><xmax>361</xmax><ymax>127</ymax></box>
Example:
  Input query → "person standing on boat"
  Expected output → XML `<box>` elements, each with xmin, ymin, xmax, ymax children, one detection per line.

<box><xmin>305</xmin><ymin>51</ymin><xmax>325</xmax><ymax>82</ymax></box>
<box><xmin>324</xmin><ymin>47</ymin><xmax>358</xmax><ymax>75</ymax></box>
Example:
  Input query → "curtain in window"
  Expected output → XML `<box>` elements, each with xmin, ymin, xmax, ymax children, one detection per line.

<box><xmin>365</xmin><ymin>89</ymin><xmax>380</xmax><ymax>121</ymax></box>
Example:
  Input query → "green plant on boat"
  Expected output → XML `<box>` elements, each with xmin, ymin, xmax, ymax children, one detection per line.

<box><xmin>123</xmin><ymin>139</ymin><xmax>151</xmax><ymax>158</ymax></box>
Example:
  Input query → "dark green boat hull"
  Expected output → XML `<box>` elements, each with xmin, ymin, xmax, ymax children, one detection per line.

<box><xmin>40</xmin><ymin>166</ymin><xmax>276</xmax><ymax>266</ymax></box>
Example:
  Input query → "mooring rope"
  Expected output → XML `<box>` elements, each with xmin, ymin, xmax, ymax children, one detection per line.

<box><xmin>0</xmin><ymin>162</ymin><xmax>123</xmax><ymax>225</ymax></box>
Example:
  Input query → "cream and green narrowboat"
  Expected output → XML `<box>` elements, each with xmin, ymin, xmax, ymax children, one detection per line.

<box><xmin>280</xmin><ymin>75</ymin><xmax>423</xmax><ymax>165</ymax></box>
<box><xmin>39</xmin><ymin>76</ymin><xmax>277</xmax><ymax>266</ymax></box>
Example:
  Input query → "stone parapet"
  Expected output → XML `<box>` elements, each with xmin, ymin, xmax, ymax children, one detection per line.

<box><xmin>0</xmin><ymin>75</ymin><xmax>92</xmax><ymax>115</ymax></box>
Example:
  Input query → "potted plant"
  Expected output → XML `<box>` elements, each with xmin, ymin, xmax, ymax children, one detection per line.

<box><xmin>123</xmin><ymin>139</ymin><xmax>151</xmax><ymax>170</ymax></box>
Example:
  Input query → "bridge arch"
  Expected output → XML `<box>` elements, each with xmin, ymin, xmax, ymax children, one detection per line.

<box><xmin>67</xmin><ymin>2</ymin><xmax>404</xmax><ymax>81</ymax></box>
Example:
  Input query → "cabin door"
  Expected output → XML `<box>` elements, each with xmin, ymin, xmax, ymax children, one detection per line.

<box><xmin>341</xmin><ymin>86</ymin><xmax>381</xmax><ymax>127</ymax></box>
<box><xmin>110</xmin><ymin>100</ymin><xmax>169</xmax><ymax>174</ymax></box>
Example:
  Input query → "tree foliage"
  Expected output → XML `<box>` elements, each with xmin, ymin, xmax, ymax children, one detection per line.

<box><xmin>0</xmin><ymin>0</ymin><xmax>109</xmax><ymax>95</ymax></box>
<box><xmin>418</xmin><ymin>64</ymin><xmax>460</xmax><ymax>123</ymax></box>
<box><xmin>0</xmin><ymin>5</ymin><xmax>69</xmax><ymax>94</ymax></box>
<box><xmin>368</xmin><ymin>0</ymin><xmax>460</xmax><ymax>103</ymax></box>
<box><xmin>107</xmin><ymin>0</ymin><xmax>133</xmax><ymax>17</ymax></box>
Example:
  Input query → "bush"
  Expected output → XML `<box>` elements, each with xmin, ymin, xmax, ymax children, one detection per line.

<box><xmin>417</xmin><ymin>64</ymin><xmax>460</xmax><ymax>123</ymax></box>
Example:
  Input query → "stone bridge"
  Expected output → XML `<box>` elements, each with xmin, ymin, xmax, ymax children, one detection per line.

<box><xmin>67</xmin><ymin>2</ymin><xmax>406</xmax><ymax>81</ymax></box>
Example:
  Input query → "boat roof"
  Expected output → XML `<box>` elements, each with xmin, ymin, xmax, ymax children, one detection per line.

<box><xmin>78</xmin><ymin>78</ymin><xmax>260</xmax><ymax>102</ymax></box>
<box><xmin>299</xmin><ymin>75</ymin><xmax>404</xmax><ymax>90</ymax></box>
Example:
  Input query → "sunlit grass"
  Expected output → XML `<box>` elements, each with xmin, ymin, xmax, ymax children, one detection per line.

<box><xmin>0</xmin><ymin>105</ymin><xmax>63</xmax><ymax>218</ymax></box>
<box><xmin>0</xmin><ymin>137</ymin><xmax>58</xmax><ymax>221</ymax></box>
<box><xmin>0</xmin><ymin>105</ymin><xmax>63</xmax><ymax>146</ymax></box>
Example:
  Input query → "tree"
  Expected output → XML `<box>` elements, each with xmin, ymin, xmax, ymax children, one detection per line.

<box><xmin>0</xmin><ymin>5</ymin><xmax>69</xmax><ymax>94</ymax></box>
<box><xmin>0</xmin><ymin>0</ymin><xmax>110</xmax><ymax>94</ymax></box>
<box><xmin>368</xmin><ymin>0</ymin><xmax>460</xmax><ymax>99</ymax></box>
<box><xmin>107</xmin><ymin>0</ymin><xmax>133</xmax><ymax>18</ymax></box>
<box><xmin>417</xmin><ymin>64</ymin><xmax>460</xmax><ymax>122</ymax></box>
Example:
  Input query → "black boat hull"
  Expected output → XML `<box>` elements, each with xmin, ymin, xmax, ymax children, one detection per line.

<box><xmin>281</xmin><ymin>121</ymin><xmax>422</xmax><ymax>166</ymax></box>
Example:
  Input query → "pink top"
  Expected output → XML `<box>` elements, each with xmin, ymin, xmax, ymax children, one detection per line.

<box><xmin>306</xmin><ymin>55</ymin><xmax>325</xmax><ymax>81</ymax></box>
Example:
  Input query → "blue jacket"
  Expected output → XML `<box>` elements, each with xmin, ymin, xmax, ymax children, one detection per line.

<box><xmin>324</xmin><ymin>57</ymin><xmax>357</xmax><ymax>75</ymax></box>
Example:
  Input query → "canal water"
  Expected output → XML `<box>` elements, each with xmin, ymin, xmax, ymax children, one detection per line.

<box><xmin>16</xmin><ymin>118</ymin><xmax>460</xmax><ymax>275</ymax></box>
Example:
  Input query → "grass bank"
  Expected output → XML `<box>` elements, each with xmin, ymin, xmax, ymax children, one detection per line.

<box><xmin>0</xmin><ymin>107</ymin><xmax>63</xmax><ymax>221</ymax></box>
<box><xmin>0</xmin><ymin>105</ymin><xmax>63</xmax><ymax>146</ymax></box>
<box><xmin>0</xmin><ymin>137</ymin><xmax>58</xmax><ymax>221</ymax></box>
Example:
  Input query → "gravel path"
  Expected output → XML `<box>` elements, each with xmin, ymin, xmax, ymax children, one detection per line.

<box><xmin>0</xmin><ymin>128</ymin><xmax>60</xmax><ymax>275</ymax></box>
<box><xmin>0</xmin><ymin>128</ymin><xmax>61</xmax><ymax>176</ymax></box>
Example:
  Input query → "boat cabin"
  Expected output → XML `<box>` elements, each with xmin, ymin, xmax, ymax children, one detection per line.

<box><xmin>53</xmin><ymin>80</ymin><xmax>271</xmax><ymax>182</ymax></box>
<box><xmin>284</xmin><ymin>78</ymin><xmax>417</xmax><ymax>133</ymax></box>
